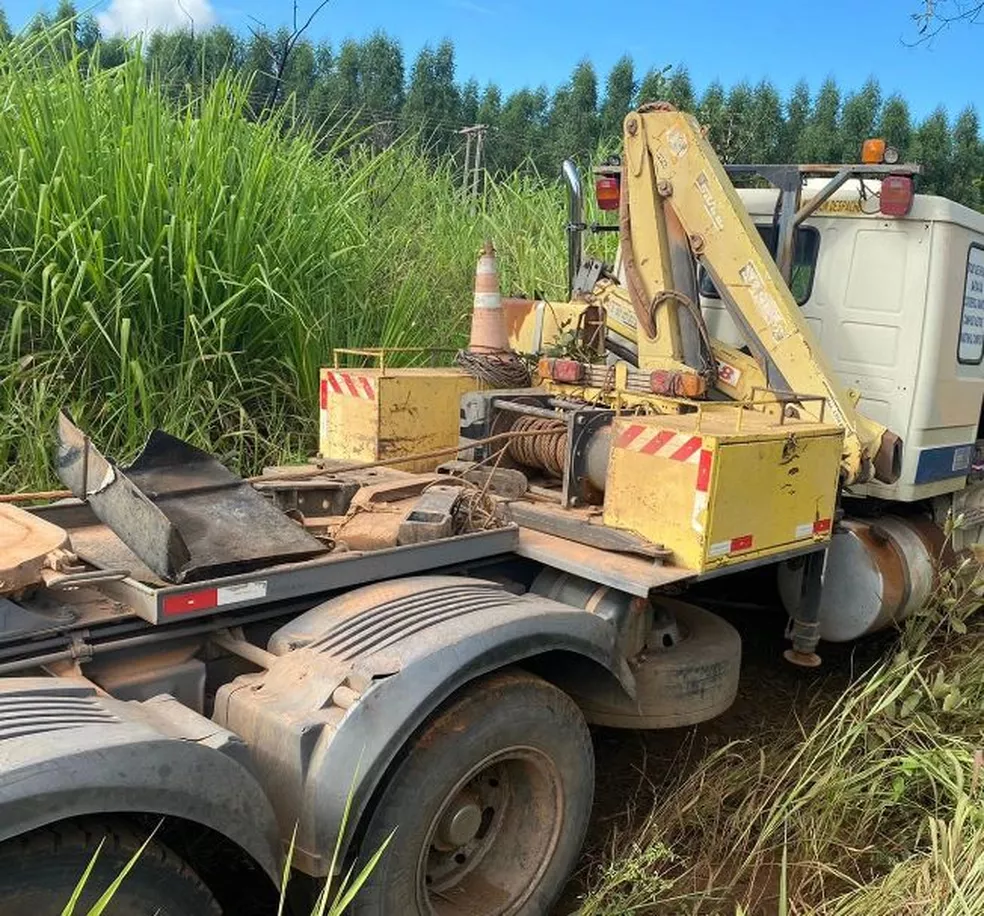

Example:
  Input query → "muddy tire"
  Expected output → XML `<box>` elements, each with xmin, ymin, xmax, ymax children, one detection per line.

<box><xmin>0</xmin><ymin>819</ymin><xmax>221</xmax><ymax>916</ymax></box>
<box><xmin>352</xmin><ymin>668</ymin><xmax>594</xmax><ymax>916</ymax></box>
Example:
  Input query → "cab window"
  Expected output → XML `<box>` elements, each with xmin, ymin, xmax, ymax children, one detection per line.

<box><xmin>699</xmin><ymin>224</ymin><xmax>820</xmax><ymax>305</ymax></box>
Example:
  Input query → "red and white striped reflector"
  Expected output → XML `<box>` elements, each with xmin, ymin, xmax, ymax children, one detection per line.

<box><xmin>615</xmin><ymin>426</ymin><xmax>703</xmax><ymax>464</ymax></box>
<box><xmin>708</xmin><ymin>534</ymin><xmax>754</xmax><ymax>558</ymax></box>
<box><xmin>323</xmin><ymin>371</ymin><xmax>377</xmax><ymax>401</ymax></box>
<box><xmin>794</xmin><ymin>518</ymin><xmax>833</xmax><ymax>539</ymax></box>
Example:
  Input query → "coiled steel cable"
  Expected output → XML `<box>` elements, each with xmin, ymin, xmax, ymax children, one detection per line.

<box><xmin>507</xmin><ymin>415</ymin><xmax>567</xmax><ymax>476</ymax></box>
<box><xmin>455</xmin><ymin>350</ymin><xmax>532</xmax><ymax>388</ymax></box>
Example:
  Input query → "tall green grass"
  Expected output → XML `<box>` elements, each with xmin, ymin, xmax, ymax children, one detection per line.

<box><xmin>0</xmin><ymin>29</ymin><xmax>567</xmax><ymax>491</ymax></box>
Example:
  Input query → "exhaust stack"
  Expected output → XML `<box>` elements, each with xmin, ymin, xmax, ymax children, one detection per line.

<box><xmin>562</xmin><ymin>159</ymin><xmax>584</xmax><ymax>299</ymax></box>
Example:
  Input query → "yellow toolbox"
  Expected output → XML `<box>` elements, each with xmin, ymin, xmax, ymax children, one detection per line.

<box><xmin>603</xmin><ymin>408</ymin><xmax>843</xmax><ymax>572</ymax></box>
<box><xmin>319</xmin><ymin>364</ymin><xmax>480</xmax><ymax>473</ymax></box>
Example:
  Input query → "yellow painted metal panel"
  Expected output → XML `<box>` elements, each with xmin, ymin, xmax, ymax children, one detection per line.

<box><xmin>377</xmin><ymin>371</ymin><xmax>480</xmax><ymax>473</ymax></box>
<box><xmin>319</xmin><ymin>368</ymin><xmax>479</xmax><ymax>473</ymax></box>
<box><xmin>605</xmin><ymin>432</ymin><xmax>706</xmax><ymax>569</ymax></box>
<box><xmin>603</xmin><ymin>410</ymin><xmax>843</xmax><ymax>573</ymax></box>
<box><xmin>704</xmin><ymin>434</ymin><xmax>842</xmax><ymax>568</ymax></box>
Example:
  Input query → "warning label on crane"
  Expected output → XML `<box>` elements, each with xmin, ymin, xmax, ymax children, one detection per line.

<box><xmin>665</xmin><ymin>127</ymin><xmax>689</xmax><ymax>158</ymax></box>
<box><xmin>695</xmin><ymin>172</ymin><xmax>725</xmax><ymax>232</ymax></box>
<box><xmin>738</xmin><ymin>261</ymin><xmax>790</xmax><ymax>342</ymax></box>
<box><xmin>606</xmin><ymin>298</ymin><xmax>638</xmax><ymax>331</ymax></box>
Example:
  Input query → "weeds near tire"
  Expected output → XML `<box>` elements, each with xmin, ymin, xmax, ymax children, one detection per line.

<box><xmin>579</xmin><ymin>520</ymin><xmax>984</xmax><ymax>915</ymax></box>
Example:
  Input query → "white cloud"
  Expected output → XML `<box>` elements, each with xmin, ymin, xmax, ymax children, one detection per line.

<box><xmin>97</xmin><ymin>0</ymin><xmax>217</xmax><ymax>37</ymax></box>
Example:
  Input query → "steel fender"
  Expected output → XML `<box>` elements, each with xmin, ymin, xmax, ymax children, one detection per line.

<box><xmin>216</xmin><ymin>576</ymin><xmax>630</xmax><ymax>876</ymax></box>
<box><xmin>0</xmin><ymin>678</ymin><xmax>281</xmax><ymax>881</ymax></box>
<box><xmin>313</xmin><ymin>604</ymin><xmax>627</xmax><ymax>865</ymax></box>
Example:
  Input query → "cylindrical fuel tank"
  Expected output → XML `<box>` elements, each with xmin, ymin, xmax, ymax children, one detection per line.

<box><xmin>777</xmin><ymin>516</ymin><xmax>945</xmax><ymax>642</ymax></box>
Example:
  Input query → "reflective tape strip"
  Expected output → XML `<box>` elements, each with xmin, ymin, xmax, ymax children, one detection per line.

<box><xmin>217</xmin><ymin>581</ymin><xmax>267</xmax><ymax>604</ymax></box>
<box><xmin>616</xmin><ymin>428</ymin><xmax>703</xmax><ymax>464</ymax></box>
<box><xmin>473</xmin><ymin>292</ymin><xmax>502</xmax><ymax>309</ymax></box>
<box><xmin>795</xmin><ymin>518</ymin><xmax>832</xmax><ymax>539</ymax></box>
<box><xmin>162</xmin><ymin>581</ymin><xmax>268</xmax><ymax>618</ymax></box>
<box><xmin>708</xmin><ymin>534</ymin><xmax>754</xmax><ymax>559</ymax></box>
<box><xmin>708</xmin><ymin>540</ymin><xmax>730</xmax><ymax>558</ymax></box>
<box><xmin>731</xmin><ymin>534</ymin><xmax>754</xmax><ymax>552</ymax></box>
<box><xmin>616</xmin><ymin>424</ymin><xmax>645</xmax><ymax>449</ymax></box>
<box><xmin>163</xmin><ymin>589</ymin><xmax>218</xmax><ymax>616</ymax></box>
<box><xmin>640</xmin><ymin>430</ymin><xmax>675</xmax><ymax>455</ymax></box>
<box><xmin>696</xmin><ymin>449</ymin><xmax>713</xmax><ymax>492</ymax></box>
<box><xmin>322</xmin><ymin>372</ymin><xmax>376</xmax><ymax>400</ymax></box>
<box><xmin>669</xmin><ymin>436</ymin><xmax>702</xmax><ymax>463</ymax></box>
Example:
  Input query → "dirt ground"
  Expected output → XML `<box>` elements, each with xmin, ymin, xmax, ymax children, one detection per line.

<box><xmin>552</xmin><ymin>569</ymin><xmax>894</xmax><ymax>915</ymax></box>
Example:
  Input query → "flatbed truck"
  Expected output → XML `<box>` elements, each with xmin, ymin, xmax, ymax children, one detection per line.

<box><xmin>2</xmin><ymin>104</ymin><xmax>984</xmax><ymax>916</ymax></box>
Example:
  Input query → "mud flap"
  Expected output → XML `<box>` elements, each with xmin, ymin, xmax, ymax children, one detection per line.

<box><xmin>0</xmin><ymin>678</ymin><xmax>282</xmax><ymax>881</ymax></box>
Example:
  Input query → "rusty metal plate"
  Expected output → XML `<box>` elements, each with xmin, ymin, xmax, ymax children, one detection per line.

<box><xmin>515</xmin><ymin>528</ymin><xmax>695</xmax><ymax>597</ymax></box>
<box><xmin>0</xmin><ymin>504</ymin><xmax>69</xmax><ymax>594</ymax></box>
<box><xmin>55</xmin><ymin>413</ymin><xmax>328</xmax><ymax>583</ymax></box>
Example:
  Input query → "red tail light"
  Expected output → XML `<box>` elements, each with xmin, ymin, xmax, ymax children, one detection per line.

<box><xmin>595</xmin><ymin>176</ymin><xmax>620</xmax><ymax>211</ymax></box>
<box><xmin>537</xmin><ymin>357</ymin><xmax>584</xmax><ymax>383</ymax></box>
<box><xmin>880</xmin><ymin>175</ymin><xmax>914</xmax><ymax>217</ymax></box>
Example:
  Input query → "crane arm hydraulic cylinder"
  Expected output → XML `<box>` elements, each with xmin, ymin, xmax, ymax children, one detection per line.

<box><xmin>620</xmin><ymin>106</ymin><xmax>901</xmax><ymax>485</ymax></box>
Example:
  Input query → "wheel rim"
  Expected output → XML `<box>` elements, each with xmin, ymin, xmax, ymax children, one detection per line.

<box><xmin>416</xmin><ymin>746</ymin><xmax>564</xmax><ymax>916</ymax></box>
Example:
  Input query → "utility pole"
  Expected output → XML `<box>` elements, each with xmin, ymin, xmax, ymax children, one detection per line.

<box><xmin>458</xmin><ymin>125</ymin><xmax>488</xmax><ymax>199</ymax></box>
<box><xmin>460</xmin><ymin>127</ymin><xmax>473</xmax><ymax>194</ymax></box>
<box><xmin>471</xmin><ymin>126</ymin><xmax>486</xmax><ymax>199</ymax></box>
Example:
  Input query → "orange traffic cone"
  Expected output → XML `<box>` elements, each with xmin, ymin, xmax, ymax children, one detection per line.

<box><xmin>468</xmin><ymin>239</ymin><xmax>509</xmax><ymax>353</ymax></box>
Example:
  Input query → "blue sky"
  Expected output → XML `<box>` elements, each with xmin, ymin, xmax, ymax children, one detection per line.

<box><xmin>6</xmin><ymin>0</ymin><xmax>982</xmax><ymax>120</ymax></box>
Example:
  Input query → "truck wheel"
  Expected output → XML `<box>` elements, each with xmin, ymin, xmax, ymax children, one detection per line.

<box><xmin>0</xmin><ymin>819</ymin><xmax>221</xmax><ymax>916</ymax></box>
<box><xmin>353</xmin><ymin>668</ymin><xmax>594</xmax><ymax>916</ymax></box>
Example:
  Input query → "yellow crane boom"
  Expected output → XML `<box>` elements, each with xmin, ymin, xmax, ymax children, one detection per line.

<box><xmin>589</xmin><ymin>104</ymin><xmax>902</xmax><ymax>486</ymax></box>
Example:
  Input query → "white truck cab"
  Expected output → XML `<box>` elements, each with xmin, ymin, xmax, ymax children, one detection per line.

<box><xmin>701</xmin><ymin>181</ymin><xmax>984</xmax><ymax>503</ymax></box>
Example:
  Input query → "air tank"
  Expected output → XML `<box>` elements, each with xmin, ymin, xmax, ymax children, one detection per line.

<box><xmin>777</xmin><ymin>516</ymin><xmax>944</xmax><ymax>643</ymax></box>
